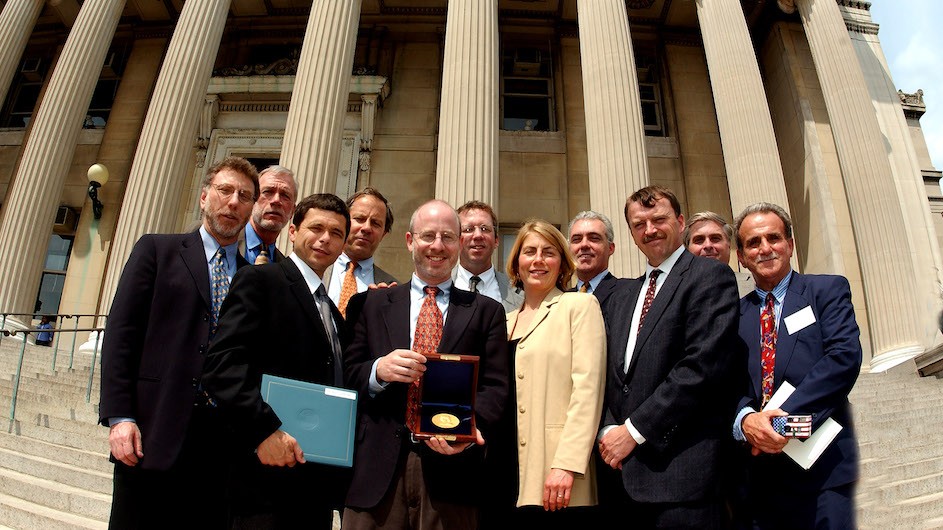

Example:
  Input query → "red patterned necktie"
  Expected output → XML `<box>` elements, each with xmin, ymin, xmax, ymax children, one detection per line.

<box><xmin>407</xmin><ymin>286</ymin><xmax>442</xmax><ymax>430</ymax></box>
<box><xmin>760</xmin><ymin>292</ymin><xmax>778</xmax><ymax>408</ymax></box>
<box><xmin>637</xmin><ymin>269</ymin><xmax>662</xmax><ymax>331</ymax></box>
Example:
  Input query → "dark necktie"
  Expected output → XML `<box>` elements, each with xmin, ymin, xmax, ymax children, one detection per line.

<box><xmin>469</xmin><ymin>275</ymin><xmax>481</xmax><ymax>293</ymax></box>
<box><xmin>637</xmin><ymin>269</ymin><xmax>662</xmax><ymax>331</ymax></box>
<box><xmin>210</xmin><ymin>248</ymin><xmax>229</xmax><ymax>339</ymax></box>
<box><xmin>316</xmin><ymin>284</ymin><xmax>344</xmax><ymax>386</ymax></box>
<box><xmin>254</xmin><ymin>247</ymin><xmax>270</xmax><ymax>265</ymax></box>
<box><xmin>760</xmin><ymin>292</ymin><xmax>778</xmax><ymax>407</ymax></box>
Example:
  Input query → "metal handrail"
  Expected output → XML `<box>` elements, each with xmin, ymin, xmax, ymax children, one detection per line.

<box><xmin>0</xmin><ymin>315</ymin><xmax>108</xmax><ymax>421</ymax></box>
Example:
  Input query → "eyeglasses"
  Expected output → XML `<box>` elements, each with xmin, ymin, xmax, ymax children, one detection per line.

<box><xmin>212</xmin><ymin>184</ymin><xmax>255</xmax><ymax>204</ymax></box>
<box><xmin>460</xmin><ymin>224</ymin><xmax>494</xmax><ymax>234</ymax></box>
<box><xmin>412</xmin><ymin>231</ymin><xmax>459</xmax><ymax>245</ymax></box>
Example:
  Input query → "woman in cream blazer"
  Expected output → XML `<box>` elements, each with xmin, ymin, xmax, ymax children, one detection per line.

<box><xmin>501</xmin><ymin>219</ymin><xmax>606</xmax><ymax>526</ymax></box>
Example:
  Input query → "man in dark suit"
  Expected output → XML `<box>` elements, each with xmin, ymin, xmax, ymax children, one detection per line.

<box><xmin>201</xmin><ymin>193</ymin><xmax>351</xmax><ymax>529</ymax></box>
<box><xmin>326</xmin><ymin>187</ymin><xmax>398</xmax><ymax>317</ymax></box>
<box><xmin>98</xmin><ymin>156</ymin><xmax>259</xmax><ymax>529</ymax></box>
<box><xmin>239</xmin><ymin>165</ymin><xmax>297</xmax><ymax>264</ymax></box>
<box><xmin>568</xmin><ymin>210</ymin><xmax>619</xmax><ymax>305</ymax></box>
<box><xmin>732</xmin><ymin>202</ymin><xmax>861</xmax><ymax>530</ymax></box>
<box><xmin>597</xmin><ymin>185</ymin><xmax>741</xmax><ymax>529</ymax></box>
<box><xmin>342</xmin><ymin>199</ymin><xmax>508</xmax><ymax>530</ymax></box>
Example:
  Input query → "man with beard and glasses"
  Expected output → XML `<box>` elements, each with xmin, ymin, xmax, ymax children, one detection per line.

<box><xmin>99</xmin><ymin>156</ymin><xmax>258</xmax><ymax>530</ymax></box>
<box><xmin>240</xmin><ymin>165</ymin><xmax>297</xmax><ymax>264</ymax></box>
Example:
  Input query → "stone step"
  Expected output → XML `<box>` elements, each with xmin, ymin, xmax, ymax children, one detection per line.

<box><xmin>2</xmin><ymin>419</ymin><xmax>108</xmax><ymax>454</ymax></box>
<box><xmin>877</xmin><ymin>471</ymin><xmax>943</xmax><ymax>504</ymax></box>
<box><xmin>0</xmin><ymin>490</ymin><xmax>106</xmax><ymax>530</ymax></box>
<box><xmin>0</xmin><ymin>432</ymin><xmax>112</xmax><ymax>474</ymax></box>
<box><xmin>0</xmin><ymin>445</ymin><xmax>111</xmax><ymax>495</ymax></box>
<box><xmin>0</xmin><ymin>464</ymin><xmax>110</xmax><ymax>521</ymax></box>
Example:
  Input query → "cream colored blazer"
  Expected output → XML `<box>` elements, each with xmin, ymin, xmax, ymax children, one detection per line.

<box><xmin>507</xmin><ymin>288</ymin><xmax>606</xmax><ymax>508</ymax></box>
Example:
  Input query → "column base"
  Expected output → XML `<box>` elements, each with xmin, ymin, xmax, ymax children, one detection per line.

<box><xmin>869</xmin><ymin>344</ymin><xmax>925</xmax><ymax>373</ymax></box>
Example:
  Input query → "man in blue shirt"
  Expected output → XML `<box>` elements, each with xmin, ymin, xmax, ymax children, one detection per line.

<box><xmin>241</xmin><ymin>165</ymin><xmax>297</xmax><ymax>264</ymax></box>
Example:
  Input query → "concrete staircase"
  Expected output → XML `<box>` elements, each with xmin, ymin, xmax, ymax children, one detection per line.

<box><xmin>0</xmin><ymin>335</ymin><xmax>941</xmax><ymax>528</ymax></box>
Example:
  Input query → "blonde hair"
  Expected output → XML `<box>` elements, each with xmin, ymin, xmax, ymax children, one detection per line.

<box><xmin>506</xmin><ymin>218</ymin><xmax>576</xmax><ymax>290</ymax></box>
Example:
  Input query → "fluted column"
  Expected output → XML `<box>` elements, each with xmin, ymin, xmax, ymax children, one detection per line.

<box><xmin>577</xmin><ymin>0</ymin><xmax>647</xmax><ymax>278</ymax></box>
<box><xmin>280</xmin><ymin>0</ymin><xmax>362</xmax><ymax>197</ymax></box>
<box><xmin>99</xmin><ymin>0</ymin><xmax>231</xmax><ymax>317</ymax></box>
<box><xmin>0</xmin><ymin>0</ymin><xmax>125</xmax><ymax>321</ymax></box>
<box><xmin>434</xmin><ymin>0</ymin><xmax>499</xmax><ymax>210</ymax></box>
<box><xmin>786</xmin><ymin>0</ymin><xmax>924</xmax><ymax>370</ymax></box>
<box><xmin>0</xmin><ymin>0</ymin><xmax>44</xmax><ymax>108</ymax></box>
<box><xmin>695</xmin><ymin>0</ymin><xmax>791</xmax><ymax>214</ymax></box>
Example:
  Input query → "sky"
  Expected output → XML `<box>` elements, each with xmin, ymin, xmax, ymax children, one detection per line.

<box><xmin>869</xmin><ymin>0</ymin><xmax>943</xmax><ymax>170</ymax></box>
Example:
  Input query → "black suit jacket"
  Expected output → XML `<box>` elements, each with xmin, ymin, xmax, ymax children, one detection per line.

<box><xmin>343</xmin><ymin>283</ymin><xmax>508</xmax><ymax>509</ymax></box>
<box><xmin>98</xmin><ymin>230</ymin><xmax>249</xmax><ymax>470</ymax></box>
<box><xmin>200</xmin><ymin>257</ymin><xmax>350</xmax><ymax>509</ymax></box>
<box><xmin>601</xmin><ymin>250</ymin><xmax>743</xmax><ymax>503</ymax></box>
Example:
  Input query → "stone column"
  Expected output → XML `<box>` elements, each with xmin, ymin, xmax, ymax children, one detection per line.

<box><xmin>0</xmin><ymin>0</ymin><xmax>44</xmax><ymax>108</ymax></box>
<box><xmin>785</xmin><ymin>0</ymin><xmax>924</xmax><ymax>370</ymax></box>
<box><xmin>695</xmin><ymin>0</ymin><xmax>791</xmax><ymax>214</ymax></box>
<box><xmin>280</xmin><ymin>0</ymin><xmax>362</xmax><ymax>198</ymax></box>
<box><xmin>577</xmin><ymin>0</ymin><xmax>648</xmax><ymax>278</ymax></box>
<box><xmin>99</xmin><ymin>0</ymin><xmax>231</xmax><ymax>316</ymax></box>
<box><xmin>0</xmin><ymin>0</ymin><xmax>125</xmax><ymax>321</ymax></box>
<box><xmin>434</xmin><ymin>0</ymin><xmax>499</xmax><ymax>210</ymax></box>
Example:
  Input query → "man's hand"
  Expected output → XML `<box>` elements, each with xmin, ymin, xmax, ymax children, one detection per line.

<box><xmin>109</xmin><ymin>421</ymin><xmax>144</xmax><ymax>466</ymax></box>
<box><xmin>742</xmin><ymin>409</ymin><xmax>789</xmax><ymax>456</ymax></box>
<box><xmin>543</xmin><ymin>468</ymin><xmax>574</xmax><ymax>512</ymax></box>
<box><xmin>369</xmin><ymin>281</ymin><xmax>398</xmax><ymax>290</ymax></box>
<box><xmin>256</xmin><ymin>430</ymin><xmax>305</xmax><ymax>467</ymax></box>
<box><xmin>376</xmin><ymin>349</ymin><xmax>426</xmax><ymax>384</ymax></box>
<box><xmin>598</xmin><ymin>425</ymin><xmax>637</xmax><ymax>469</ymax></box>
<box><xmin>424</xmin><ymin>428</ymin><xmax>485</xmax><ymax>455</ymax></box>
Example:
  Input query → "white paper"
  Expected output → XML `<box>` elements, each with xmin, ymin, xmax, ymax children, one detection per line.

<box><xmin>325</xmin><ymin>387</ymin><xmax>357</xmax><ymax>400</ymax></box>
<box><xmin>784</xmin><ymin>305</ymin><xmax>816</xmax><ymax>335</ymax></box>
<box><xmin>762</xmin><ymin>381</ymin><xmax>842</xmax><ymax>470</ymax></box>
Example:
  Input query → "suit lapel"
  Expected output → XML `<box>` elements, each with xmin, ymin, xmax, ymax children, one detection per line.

<box><xmin>440</xmin><ymin>287</ymin><xmax>476</xmax><ymax>353</ymax></box>
<box><xmin>628</xmin><ymin>252</ymin><xmax>692</xmax><ymax>377</ymax></box>
<box><xmin>385</xmin><ymin>284</ymin><xmax>412</xmax><ymax>350</ymax></box>
<box><xmin>740</xmin><ymin>293</ymin><xmax>763</xmax><ymax>399</ymax></box>
<box><xmin>606</xmin><ymin>279</ymin><xmax>641</xmax><ymax>381</ymax></box>
<box><xmin>180</xmin><ymin>231</ymin><xmax>211</xmax><ymax>310</ymax></box>
<box><xmin>515</xmin><ymin>289</ymin><xmax>562</xmax><ymax>345</ymax></box>
<box><xmin>282</xmin><ymin>259</ymin><xmax>325</xmax><ymax>340</ymax></box>
<box><xmin>774</xmin><ymin>272</ymin><xmax>807</xmax><ymax>388</ymax></box>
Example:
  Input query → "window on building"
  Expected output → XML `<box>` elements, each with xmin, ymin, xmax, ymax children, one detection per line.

<box><xmin>35</xmin><ymin>234</ymin><xmax>74</xmax><ymax>315</ymax></box>
<box><xmin>1</xmin><ymin>57</ymin><xmax>47</xmax><ymax>128</ymax></box>
<box><xmin>501</xmin><ymin>42</ymin><xmax>555</xmax><ymax>132</ymax></box>
<box><xmin>636</xmin><ymin>50</ymin><xmax>666</xmax><ymax>137</ymax></box>
<box><xmin>84</xmin><ymin>49</ymin><xmax>127</xmax><ymax>129</ymax></box>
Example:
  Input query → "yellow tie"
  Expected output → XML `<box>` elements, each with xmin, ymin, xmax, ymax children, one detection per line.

<box><xmin>338</xmin><ymin>260</ymin><xmax>358</xmax><ymax>318</ymax></box>
<box><xmin>579</xmin><ymin>282</ymin><xmax>589</xmax><ymax>293</ymax></box>
<box><xmin>254</xmin><ymin>247</ymin><xmax>270</xmax><ymax>265</ymax></box>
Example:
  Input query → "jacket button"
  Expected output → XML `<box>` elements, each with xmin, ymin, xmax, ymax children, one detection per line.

<box><xmin>520</xmin><ymin>438</ymin><xmax>526</xmax><ymax>446</ymax></box>
<box><xmin>622</xmin><ymin>385</ymin><xmax>629</xmax><ymax>393</ymax></box>
<box><xmin>517</xmin><ymin>372</ymin><xmax>524</xmax><ymax>380</ymax></box>
<box><xmin>519</xmin><ymin>406</ymin><xmax>525</xmax><ymax>414</ymax></box>
<box><xmin>191</xmin><ymin>378</ymin><xmax>198</xmax><ymax>386</ymax></box>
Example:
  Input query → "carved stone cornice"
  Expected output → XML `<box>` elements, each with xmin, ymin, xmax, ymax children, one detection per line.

<box><xmin>218</xmin><ymin>102</ymin><xmax>291</xmax><ymax>113</ymax></box>
<box><xmin>845</xmin><ymin>20</ymin><xmax>878</xmax><ymax>35</ymax></box>
<box><xmin>215</xmin><ymin>50</ymin><xmax>300</xmax><ymax>76</ymax></box>
<box><xmin>899</xmin><ymin>89</ymin><xmax>926</xmax><ymax>119</ymax></box>
<box><xmin>837</xmin><ymin>0</ymin><xmax>871</xmax><ymax>9</ymax></box>
<box><xmin>377</xmin><ymin>1</ymin><xmax>446</xmax><ymax>17</ymax></box>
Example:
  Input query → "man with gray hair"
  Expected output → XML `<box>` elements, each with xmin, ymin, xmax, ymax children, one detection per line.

<box><xmin>684</xmin><ymin>210</ymin><xmax>754</xmax><ymax>296</ymax></box>
<box><xmin>240</xmin><ymin>165</ymin><xmax>297</xmax><ymax>264</ymax></box>
<box><xmin>568</xmin><ymin>210</ymin><xmax>619</xmax><ymax>305</ymax></box>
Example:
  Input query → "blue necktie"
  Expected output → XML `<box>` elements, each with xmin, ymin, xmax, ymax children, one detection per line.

<box><xmin>210</xmin><ymin>248</ymin><xmax>229</xmax><ymax>338</ymax></box>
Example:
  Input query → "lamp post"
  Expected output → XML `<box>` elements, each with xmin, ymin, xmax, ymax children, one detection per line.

<box><xmin>87</xmin><ymin>163</ymin><xmax>109</xmax><ymax>220</ymax></box>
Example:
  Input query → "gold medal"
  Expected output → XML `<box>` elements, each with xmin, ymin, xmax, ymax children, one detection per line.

<box><xmin>431</xmin><ymin>412</ymin><xmax>460</xmax><ymax>429</ymax></box>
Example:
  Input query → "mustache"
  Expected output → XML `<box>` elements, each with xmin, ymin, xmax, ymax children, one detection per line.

<box><xmin>755</xmin><ymin>252</ymin><xmax>780</xmax><ymax>264</ymax></box>
<box><xmin>642</xmin><ymin>233</ymin><xmax>664</xmax><ymax>244</ymax></box>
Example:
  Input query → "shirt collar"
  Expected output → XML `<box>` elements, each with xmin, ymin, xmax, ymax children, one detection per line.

<box><xmin>456</xmin><ymin>264</ymin><xmax>496</xmax><ymax>285</ymax></box>
<box><xmin>579</xmin><ymin>269</ymin><xmax>610</xmax><ymax>291</ymax></box>
<box><xmin>337</xmin><ymin>252</ymin><xmax>374</xmax><ymax>272</ymax></box>
<box><xmin>411</xmin><ymin>273</ymin><xmax>452</xmax><ymax>299</ymax></box>
<box><xmin>288</xmin><ymin>253</ymin><xmax>326</xmax><ymax>295</ymax></box>
<box><xmin>244</xmin><ymin>222</ymin><xmax>266</xmax><ymax>251</ymax></box>
<box><xmin>200</xmin><ymin>225</ymin><xmax>238</xmax><ymax>268</ymax></box>
<box><xmin>646</xmin><ymin>244</ymin><xmax>685</xmax><ymax>277</ymax></box>
<box><xmin>754</xmin><ymin>269</ymin><xmax>793</xmax><ymax>303</ymax></box>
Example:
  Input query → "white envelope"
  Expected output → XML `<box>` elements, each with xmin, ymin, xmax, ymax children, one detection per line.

<box><xmin>763</xmin><ymin>382</ymin><xmax>842</xmax><ymax>470</ymax></box>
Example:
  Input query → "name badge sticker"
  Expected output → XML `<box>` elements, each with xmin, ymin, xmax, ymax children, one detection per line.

<box><xmin>784</xmin><ymin>305</ymin><xmax>816</xmax><ymax>335</ymax></box>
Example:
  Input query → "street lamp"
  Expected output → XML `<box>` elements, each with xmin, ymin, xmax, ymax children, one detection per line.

<box><xmin>87</xmin><ymin>163</ymin><xmax>109</xmax><ymax>220</ymax></box>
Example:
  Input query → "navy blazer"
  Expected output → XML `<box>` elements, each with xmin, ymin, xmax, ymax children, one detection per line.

<box><xmin>601</xmin><ymin>251</ymin><xmax>743</xmax><ymax>503</ymax></box>
<box><xmin>343</xmin><ymin>282</ymin><xmax>508</xmax><ymax>509</ymax></box>
<box><xmin>99</xmin><ymin>230</ymin><xmax>248</xmax><ymax>470</ymax></box>
<box><xmin>737</xmin><ymin>272</ymin><xmax>861</xmax><ymax>491</ymax></box>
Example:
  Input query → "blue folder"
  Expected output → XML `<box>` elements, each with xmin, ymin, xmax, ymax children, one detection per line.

<box><xmin>260</xmin><ymin>374</ymin><xmax>358</xmax><ymax>468</ymax></box>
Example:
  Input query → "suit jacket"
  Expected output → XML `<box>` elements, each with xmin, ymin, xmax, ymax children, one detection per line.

<box><xmin>343</xmin><ymin>283</ymin><xmax>509</xmax><ymax>509</ymax></box>
<box><xmin>200</xmin><ymin>257</ymin><xmax>350</xmax><ymax>508</ymax></box>
<box><xmin>237</xmin><ymin>227</ymin><xmax>286</xmax><ymax>263</ymax></box>
<box><xmin>98</xmin><ymin>230</ymin><xmax>249</xmax><ymax>470</ymax></box>
<box><xmin>736</xmin><ymin>272</ymin><xmax>861</xmax><ymax>492</ymax></box>
<box><xmin>601</xmin><ymin>250</ymin><xmax>742</xmax><ymax>503</ymax></box>
<box><xmin>506</xmin><ymin>289</ymin><xmax>606</xmax><ymax>507</ymax></box>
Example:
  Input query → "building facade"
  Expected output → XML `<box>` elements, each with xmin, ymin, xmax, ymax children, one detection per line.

<box><xmin>0</xmin><ymin>0</ymin><xmax>939</xmax><ymax>372</ymax></box>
